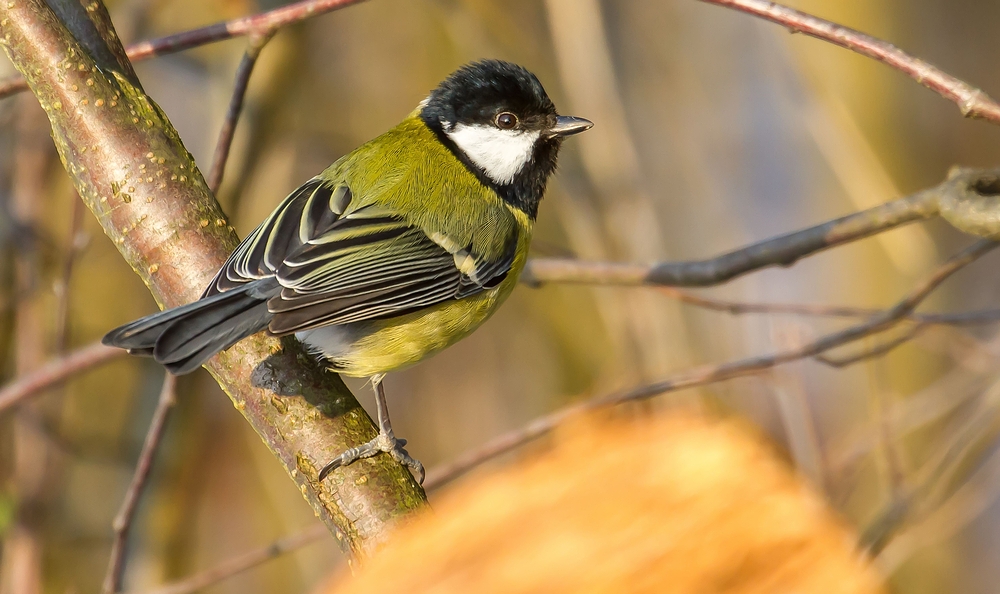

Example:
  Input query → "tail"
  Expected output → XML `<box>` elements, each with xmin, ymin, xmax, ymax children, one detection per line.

<box><xmin>102</xmin><ymin>278</ymin><xmax>281</xmax><ymax>375</ymax></box>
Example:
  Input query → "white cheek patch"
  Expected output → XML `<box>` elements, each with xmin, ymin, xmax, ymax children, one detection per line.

<box><xmin>446</xmin><ymin>123</ymin><xmax>540</xmax><ymax>185</ymax></box>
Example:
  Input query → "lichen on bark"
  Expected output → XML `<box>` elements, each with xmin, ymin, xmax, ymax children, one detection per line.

<box><xmin>0</xmin><ymin>0</ymin><xmax>426</xmax><ymax>558</ymax></box>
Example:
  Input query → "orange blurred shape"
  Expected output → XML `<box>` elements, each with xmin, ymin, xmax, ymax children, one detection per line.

<box><xmin>324</xmin><ymin>412</ymin><xmax>885</xmax><ymax>594</ymax></box>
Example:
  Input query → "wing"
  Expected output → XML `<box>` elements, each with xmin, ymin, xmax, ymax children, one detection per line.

<box><xmin>203</xmin><ymin>178</ymin><xmax>518</xmax><ymax>335</ymax></box>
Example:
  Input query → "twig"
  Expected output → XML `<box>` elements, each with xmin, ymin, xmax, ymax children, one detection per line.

<box><xmin>133</xmin><ymin>524</ymin><xmax>328</xmax><ymax>594</ymax></box>
<box><xmin>815</xmin><ymin>324</ymin><xmax>927</xmax><ymax>368</ymax></box>
<box><xmin>656</xmin><ymin>287</ymin><xmax>1000</xmax><ymax>326</ymax></box>
<box><xmin>427</xmin><ymin>240</ymin><xmax>999</xmax><ymax>487</ymax></box>
<box><xmin>522</xmin><ymin>188</ymin><xmax>939</xmax><ymax>287</ymax></box>
<box><xmin>0</xmin><ymin>0</ymin><xmax>367</xmax><ymax>101</ymax></box>
<box><xmin>206</xmin><ymin>30</ymin><xmax>276</xmax><ymax>195</ymax></box>
<box><xmin>0</xmin><ymin>0</ymin><xmax>426</xmax><ymax>557</ymax></box>
<box><xmin>103</xmin><ymin>373</ymin><xmax>177</xmax><ymax>594</ymax></box>
<box><xmin>15</xmin><ymin>279</ymin><xmax>990</xmax><ymax>421</ymax></box>
<box><xmin>0</xmin><ymin>341</ymin><xmax>127</xmax><ymax>413</ymax></box>
<box><xmin>143</xmin><ymin>239</ymin><xmax>997</xmax><ymax>589</ymax></box>
<box><xmin>699</xmin><ymin>0</ymin><xmax>1000</xmax><ymax>124</ymax></box>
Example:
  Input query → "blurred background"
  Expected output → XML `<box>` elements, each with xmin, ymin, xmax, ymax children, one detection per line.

<box><xmin>2</xmin><ymin>0</ymin><xmax>1000</xmax><ymax>592</ymax></box>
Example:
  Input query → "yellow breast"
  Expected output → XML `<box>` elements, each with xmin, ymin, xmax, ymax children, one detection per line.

<box><xmin>296</xmin><ymin>212</ymin><xmax>531</xmax><ymax>378</ymax></box>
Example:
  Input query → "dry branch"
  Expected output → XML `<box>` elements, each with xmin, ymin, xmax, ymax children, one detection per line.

<box><xmin>699</xmin><ymin>0</ymin><xmax>1000</xmax><ymax>124</ymax></box>
<box><xmin>655</xmin><ymin>288</ymin><xmax>1000</xmax><ymax>326</ymax></box>
<box><xmin>0</xmin><ymin>341</ymin><xmax>125</xmax><ymax>413</ymax></box>
<box><xmin>132</xmin><ymin>524</ymin><xmax>329</xmax><ymax>594</ymax></box>
<box><xmin>206</xmin><ymin>30</ymin><xmax>276</xmax><ymax>194</ymax></box>
<box><xmin>434</xmin><ymin>239</ymin><xmax>999</xmax><ymax>486</ymax></box>
<box><xmin>524</xmin><ymin>168</ymin><xmax>1000</xmax><ymax>287</ymax></box>
<box><xmin>133</xmin><ymin>232</ymin><xmax>997</xmax><ymax>589</ymax></box>
<box><xmin>0</xmin><ymin>0</ymin><xmax>424</xmax><ymax>559</ymax></box>
<box><xmin>4</xmin><ymin>170</ymin><xmax>999</xmax><ymax>417</ymax></box>
<box><xmin>104</xmin><ymin>373</ymin><xmax>177</xmax><ymax>594</ymax></box>
<box><xmin>0</xmin><ymin>0</ymin><xmax>367</xmax><ymax>100</ymax></box>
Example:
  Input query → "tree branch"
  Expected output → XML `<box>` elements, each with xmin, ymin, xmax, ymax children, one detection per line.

<box><xmin>432</xmin><ymin>239</ymin><xmax>999</xmax><ymax>486</ymax></box>
<box><xmin>653</xmin><ymin>287</ymin><xmax>1000</xmax><ymax>326</ymax></box>
<box><xmin>699</xmin><ymin>0</ymin><xmax>1000</xmax><ymax>124</ymax></box>
<box><xmin>132</xmin><ymin>524</ymin><xmax>329</xmax><ymax>594</ymax></box>
<box><xmin>524</xmin><ymin>168</ymin><xmax>1000</xmax><ymax>287</ymax></box>
<box><xmin>103</xmin><ymin>373</ymin><xmax>176</xmax><ymax>594</ymax></box>
<box><xmin>0</xmin><ymin>0</ymin><xmax>367</xmax><ymax>100</ymax></box>
<box><xmin>0</xmin><ymin>341</ymin><xmax>125</xmax><ymax>413</ymax></box>
<box><xmin>134</xmin><ymin>232</ymin><xmax>997</xmax><ymax>589</ymax></box>
<box><xmin>0</xmin><ymin>0</ymin><xmax>425</xmax><ymax>559</ymax></box>
<box><xmin>207</xmin><ymin>30</ymin><xmax>276</xmax><ymax>195</ymax></box>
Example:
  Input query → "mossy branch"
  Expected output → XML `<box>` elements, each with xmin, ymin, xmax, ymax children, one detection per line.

<box><xmin>0</xmin><ymin>0</ymin><xmax>426</xmax><ymax>559</ymax></box>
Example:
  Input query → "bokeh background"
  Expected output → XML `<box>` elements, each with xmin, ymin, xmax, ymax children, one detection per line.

<box><xmin>2</xmin><ymin>0</ymin><xmax>1000</xmax><ymax>592</ymax></box>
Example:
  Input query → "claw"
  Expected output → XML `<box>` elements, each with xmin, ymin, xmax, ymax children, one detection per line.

<box><xmin>317</xmin><ymin>376</ymin><xmax>425</xmax><ymax>484</ymax></box>
<box><xmin>317</xmin><ymin>431</ymin><xmax>424</xmax><ymax>483</ymax></box>
<box><xmin>318</xmin><ymin>459</ymin><xmax>339</xmax><ymax>482</ymax></box>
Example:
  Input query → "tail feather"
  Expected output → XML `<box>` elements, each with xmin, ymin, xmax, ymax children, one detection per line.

<box><xmin>103</xmin><ymin>278</ymin><xmax>281</xmax><ymax>375</ymax></box>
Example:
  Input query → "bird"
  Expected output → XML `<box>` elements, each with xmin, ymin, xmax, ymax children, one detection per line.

<box><xmin>102</xmin><ymin>59</ymin><xmax>592</xmax><ymax>484</ymax></box>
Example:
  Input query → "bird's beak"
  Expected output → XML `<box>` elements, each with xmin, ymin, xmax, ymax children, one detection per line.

<box><xmin>547</xmin><ymin>115</ymin><xmax>593</xmax><ymax>138</ymax></box>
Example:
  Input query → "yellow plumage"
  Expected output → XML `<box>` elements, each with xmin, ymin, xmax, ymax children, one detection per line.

<box><xmin>304</xmin><ymin>114</ymin><xmax>533</xmax><ymax>376</ymax></box>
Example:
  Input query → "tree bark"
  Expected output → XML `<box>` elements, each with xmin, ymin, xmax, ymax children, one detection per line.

<box><xmin>0</xmin><ymin>0</ymin><xmax>426</xmax><ymax>558</ymax></box>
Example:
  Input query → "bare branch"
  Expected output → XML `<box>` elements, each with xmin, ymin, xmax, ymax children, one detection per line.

<box><xmin>814</xmin><ymin>325</ymin><xmax>927</xmax><ymax>368</ymax></box>
<box><xmin>103</xmin><ymin>373</ymin><xmax>177</xmax><ymax>594</ymax></box>
<box><xmin>525</xmin><ymin>169</ymin><xmax>1000</xmax><ymax>287</ymax></box>
<box><xmin>429</xmin><ymin>240</ymin><xmax>999</xmax><ymax>487</ymax></box>
<box><xmin>656</xmin><ymin>287</ymin><xmax>1000</xmax><ymax>326</ymax></box>
<box><xmin>0</xmin><ymin>341</ymin><xmax>126</xmax><ymax>413</ymax></box>
<box><xmin>207</xmin><ymin>30</ymin><xmax>276</xmax><ymax>195</ymax></box>
<box><xmin>0</xmin><ymin>0</ymin><xmax>425</xmax><ymax>558</ymax></box>
<box><xmin>0</xmin><ymin>0</ymin><xmax>367</xmax><ymax>101</ymax></box>
<box><xmin>699</xmin><ymin>0</ymin><xmax>1000</xmax><ymax>124</ymax></box>
<box><xmin>23</xmin><ymin>240</ymin><xmax>994</xmax><ymax>421</ymax></box>
<box><xmin>523</xmin><ymin>186</ymin><xmax>939</xmax><ymax>287</ymax></box>
<box><xmin>144</xmin><ymin>237</ymin><xmax>997</xmax><ymax>587</ymax></box>
<box><xmin>133</xmin><ymin>524</ymin><xmax>328</xmax><ymax>594</ymax></box>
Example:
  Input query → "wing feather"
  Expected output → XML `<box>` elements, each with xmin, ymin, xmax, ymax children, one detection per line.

<box><xmin>201</xmin><ymin>177</ymin><xmax>518</xmax><ymax>334</ymax></box>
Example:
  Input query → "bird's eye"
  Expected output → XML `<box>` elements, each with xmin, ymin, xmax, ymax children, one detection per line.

<box><xmin>495</xmin><ymin>112</ymin><xmax>518</xmax><ymax>129</ymax></box>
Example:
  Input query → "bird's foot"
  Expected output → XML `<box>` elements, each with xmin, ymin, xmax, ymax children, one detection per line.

<box><xmin>318</xmin><ymin>375</ymin><xmax>424</xmax><ymax>484</ymax></box>
<box><xmin>318</xmin><ymin>427</ymin><xmax>425</xmax><ymax>484</ymax></box>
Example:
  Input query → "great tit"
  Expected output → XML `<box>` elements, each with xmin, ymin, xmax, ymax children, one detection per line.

<box><xmin>103</xmin><ymin>59</ymin><xmax>592</xmax><ymax>483</ymax></box>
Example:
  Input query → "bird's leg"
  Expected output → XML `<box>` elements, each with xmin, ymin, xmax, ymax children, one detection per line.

<box><xmin>318</xmin><ymin>375</ymin><xmax>425</xmax><ymax>484</ymax></box>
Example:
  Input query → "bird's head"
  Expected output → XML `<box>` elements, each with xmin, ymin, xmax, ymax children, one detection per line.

<box><xmin>420</xmin><ymin>60</ymin><xmax>592</xmax><ymax>218</ymax></box>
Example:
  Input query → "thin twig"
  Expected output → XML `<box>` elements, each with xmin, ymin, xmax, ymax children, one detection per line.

<box><xmin>699</xmin><ymin>0</ymin><xmax>1000</xmax><ymax>124</ymax></box>
<box><xmin>0</xmin><ymin>0</ymin><xmax>367</xmax><ymax>101</ymax></box>
<box><xmin>103</xmin><ymin>374</ymin><xmax>177</xmax><ymax>594</ymax></box>
<box><xmin>141</xmin><ymin>242</ymin><xmax>997</xmax><ymax>589</ymax></box>
<box><xmin>0</xmin><ymin>341</ymin><xmax>127</xmax><ymax>413</ymax></box>
<box><xmin>16</xmin><ymin>285</ymin><xmax>993</xmax><ymax>420</ymax></box>
<box><xmin>815</xmin><ymin>325</ymin><xmax>927</xmax><ymax>368</ymax></box>
<box><xmin>522</xmin><ymin>189</ymin><xmax>939</xmax><ymax>287</ymax></box>
<box><xmin>656</xmin><ymin>287</ymin><xmax>1000</xmax><ymax>326</ymax></box>
<box><xmin>2</xmin><ymin>0</ymin><xmax>427</xmax><ymax>556</ymax></box>
<box><xmin>132</xmin><ymin>524</ymin><xmax>328</xmax><ymax>594</ymax></box>
<box><xmin>206</xmin><ymin>30</ymin><xmax>276</xmax><ymax>195</ymax></box>
<box><xmin>427</xmin><ymin>240</ymin><xmax>999</xmax><ymax>487</ymax></box>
